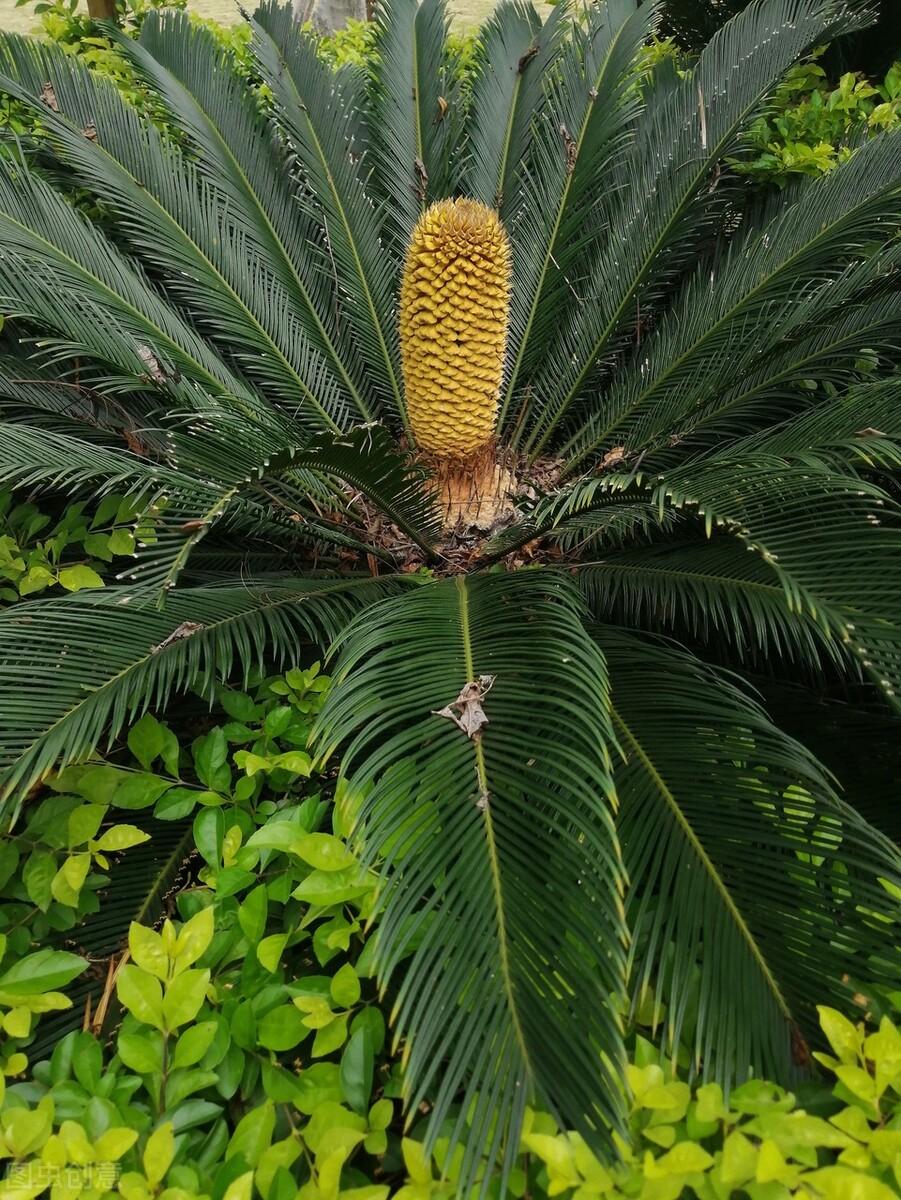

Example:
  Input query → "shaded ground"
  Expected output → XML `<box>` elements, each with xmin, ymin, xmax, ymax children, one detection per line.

<box><xmin>0</xmin><ymin>0</ymin><xmax>542</xmax><ymax>35</ymax></box>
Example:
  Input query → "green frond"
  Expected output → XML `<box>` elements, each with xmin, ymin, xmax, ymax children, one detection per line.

<box><xmin>103</xmin><ymin>15</ymin><xmax>373</xmax><ymax>424</ymax></box>
<box><xmin>0</xmin><ymin>578</ymin><xmax>407</xmax><ymax>821</ymax></box>
<box><xmin>482</xmin><ymin>483</ymin><xmax>677</xmax><ymax>561</ymax></box>
<box><xmin>647</xmin><ymin>458</ymin><xmax>901</xmax><ymax>707</ymax></box>
<box><xmin>499</xmin><ymin>0</ymin><xmax>653</xmax><ymax>432</ymax></box>
<box><xmin>314</xmin><ymin>572</ymin><xmax>627</xmax><ymax>1188</ymax></box>
<box><xmin>559</xmin><ymin>130</ymin><xmax>901</xmax><ymax>468</ymax></box>
<box><xmin>641</xmin><ymin>292</ymin><xmax>901</xmax><ymax>461</ymax></box>
<box><xmin>463</xmin><ymin>0</ymin><xmax>568</xmax><ymax>215</ymax></box>
<box><xmin>520</xmin><ymin>0</ymin><xmax>869</xmax><ymax>454</ymax></box>
<box><xmin>580</xmin><ymin>537</ymin><xmax>852</xmax><ymax>671</ymax></box>
<box><xmin>0</xmin><ymin>152</ymin><xmax>259</xmax><ymax>414</ymax></box>
<box><xmin>160</xmin><ymin>418</ymin><xmax>441</xmax><ymax>552</ymax></box>
<box><xmin>369</xmin><ymin>0</ymin><xmax>456</xmax><ymax>251</ymax></box>
<box><xmin>725</xmin><ymin>376</ymin><xmax>901</xmax><ymax>474</ymax></box>
<box><xmin>250</xmin><ymin>1</ymin><xmax>405</xmax><ymax>419</ymax></box>
<box><xmin>0</xmin><ymin>419</ymin><xmax>288</xmax><ymax>596</ymax></box>
<box><xmin>598</xmin><ymin>628</ymin><xmax>901</xmax><ymax>1083</ymax></box>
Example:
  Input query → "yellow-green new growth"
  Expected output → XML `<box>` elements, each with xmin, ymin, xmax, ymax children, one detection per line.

<box><xmin>400</xmin><ymin>198</ymin><xmax>512</xmax><ymax>459</ymax></box>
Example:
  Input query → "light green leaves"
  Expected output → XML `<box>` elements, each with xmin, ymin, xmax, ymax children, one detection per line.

<box><xmin>144</xmin><ymin>1123</ymin><xmax>175</xmax><ymax>1186</ymax></box>
<box><xmin>0</xmin><ymin>949</ymin><xmax>86</xmax><ymax>995</ymax></box>
<box><xmin>129</xmin><ymin>924</ymin><xmax>169</xmax><ymax>981</ymax></box>
<box><xmin>162</xmin><ymin>969</ymin><xmax>210</xmax><ymax>1030</ymax></box>
<box><xmin>815</xmin><ymin>1006</ymin><xmax>901</xmax><ymax>1117</ymax></box>
<box><xmin>120</xmin><ymin>914</ymin><xmax>213</xmax><ymax>1032</ymax></box>
<box><xmin>227</xmin><ymin>1101</ymin><xmax>275</xmax><ymax>1167</ymax></box>
<box><xmin>117</xmin><ymin>961</ymin><xmax>210</xmax><ymax>1032</ymax></box>
<box><xmin>175</xmin><ymin>907</ymin><xmax>215</xmax><ymax>968</ymax></box>
<box><xmin>67</xmin><ymin>803</ymin><xmax>106</xmax><ymax>846</ymax></box>
<box><xmin>259</xmin><ymin>1005</ymin><xmax>309</xmax><ymax>1052</ymax></box>
<box><xmin>172</xmin><ymin>1019</ymin><xmax>218</xmax><ymax>1069</ymax></box>
<box><xmin>117</xmin><ymin>964</ymin><xmax>165</xmax><ymax>1031</ymax></box>
<box><xmin>127</xmin><ymin>712</ymin><xmax>168</xmax><ymax>771</ymax></box>
<box><xmin>330</xmin><ymin>964</ymin><xmax>360</xmax><ymax>1008</ymax></box>
<box><xmin>819</xmin><ymin>1006</ymin><xmax>863</xmax><ymax>1064</ymax></box>
<box><xmin>292</xmin><ymin>833</ymin><xmax>356</xmax><ymax>872</ymax></box>
<box><xmin>118</xmin><ymin>1029</ymin><xmax>164</xmax><ymax>1074</ymax></box>
<box><xmin>92</xmin><ymin>824</ymin><xmax>150</xmax><ymax>852</ymax></box>
<box><xmin>58</xmin><ymin>565</ymin><xmax>104</xmax><ymax>592</ymax></box>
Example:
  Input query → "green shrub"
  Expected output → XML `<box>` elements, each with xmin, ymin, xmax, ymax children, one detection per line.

<box><xmin>5</xmin><ymin>0</ymin><xmax>182</xmax><ymax>115</ymax></box>
<box><xmin>316</xmin><ymin>18</ymin><xmax>377</xmax><ymax>71</ymax></box>
<box><xmin>736</xmin><ymin>53</ymin><xmax>901</xmax><ymax>185</ymax></box>
<box><xmin>4</xmin><ymin>996</ymin><xmax>901</xmax><ymax>1198</ymax></box>
<box><xmin>0</xmin><ymin>488</ymin><xmax>155</xmax><ymax>604</ymax></box>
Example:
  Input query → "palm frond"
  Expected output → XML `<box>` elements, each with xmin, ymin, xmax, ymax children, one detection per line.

<box><xmin>499</xmin><ymin>0</ymin><xmax>653</xmax><ymax>431</ymax></box>
<box><xmin>520</xmin><ymin>0</ymin><xmax>869</xmax><ymax>452</ymax></box>
<box><xmin>581</xmin><ymin>537</ymin><xmax>852</xmax><ymax>671</ymax></box>
<box><xmin>0</xmin><ymin>354</ymin><xmax>166</xmax><ymax>450</ymax></box>
<box><xmin>649</xmin><ymin>458</ymin><xmax>901</xmax><ymax>707</ymax></box>
<box><xmin>103</xmin><ymin>15</ymin><xmax>374</xmax><ymax>425</ymax></box>
<box><xmin>0</xmin><ymin>153</ymin><xmax>259</xmax><ymax>414</ymax></box>
<box><xmin>250</xmin><ymin>1</ymin><xmax>405</xmax><ymax>420</ymax></box>
<box><xmin>559</xmin><ymin>130</ymin><xmax>901</xmax><ymax>468</ymax></box>
<box><xmin>724</xmin><ymin>376</ymin><xmax>901</xmax><ymax>474</ymax></box>
<box><xmin>165</xmin><ymin>419</ymin><xmax>442</xmax><ymax>553</ymax></box>
<box><xmin>0</xmin><ymin>577</ymin><xmax>407</xmax><ymax>820</ymax></box>
<box><xmin>482</xmin><ymin>482</ymin><xmax>677</xmax><ymax>561</ymax></box>
<box><xmin>463</xmin><ymin>0</ymin><xmax>568</xmax><ymax>215</ymax></box>
<box><xmin>598</xmin><ymin>627</ymin><xmax>901</xmax><ymax>1083</ymax></box>
<box><xmin>369</xmin><ymin>0</ymin><xmax>456</xmax><ymax>252</ymax></box>
<box><xmin>641</xmin><ymin>293</ymin><xmax>901</xmax><ymax>462</ymax></box>
<box><xmin>0</xmin><ymin>418</ymin><xmax>289</xmax><ymax>595</ymax></box>
<box><xmin>314</xmin><ymin>571</ymin><xmax>627</xmax><ymax>1188</ymax></box>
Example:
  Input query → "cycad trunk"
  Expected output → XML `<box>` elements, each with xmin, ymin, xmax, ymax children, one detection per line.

<box><xmin>86</xmin><ymin>0</ymin><xmax>118</xmax><ymax>21</ymax></box>
<box><xmin>299</xmin><ymin>0</ymin><xmax>367</xmax><ymax>34</ymax></box>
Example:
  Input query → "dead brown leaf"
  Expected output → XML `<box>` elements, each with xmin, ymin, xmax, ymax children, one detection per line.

<box><xmin>432</xmin><ymin>674</ymin><xmax>496</xmax><ymax>739</ymax></box>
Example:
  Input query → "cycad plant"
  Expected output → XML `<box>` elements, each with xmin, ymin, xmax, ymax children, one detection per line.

<box><xmin>0</xmin><ymin>0</ymin><xmax>900</xmax><ymax>1181</ymax></box>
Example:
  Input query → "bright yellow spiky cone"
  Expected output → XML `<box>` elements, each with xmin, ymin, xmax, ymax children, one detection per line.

<box><xmin>400</xmin><ymin>198</ymin><xmax>512</xmax><ymax>459</ymax></box>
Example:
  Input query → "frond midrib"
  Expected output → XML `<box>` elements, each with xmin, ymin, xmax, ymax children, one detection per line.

<box><xmin>455</xmin><ymin>574</ymin><xmax>534</xmax><ymax>1081</ymax></box>
<box><xmin>494</xmin><ymin>70</ymin><xmax>524</xmax><ymax>206</ymax></box>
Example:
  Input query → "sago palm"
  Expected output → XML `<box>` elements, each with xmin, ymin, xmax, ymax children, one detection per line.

<box><xmin>0</xmin><ymin>0</ymin><xmax>900</xmax><ymax>1181</ymax></box>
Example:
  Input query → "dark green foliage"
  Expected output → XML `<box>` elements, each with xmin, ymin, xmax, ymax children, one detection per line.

<box><xmin>0</xmin><ymin>0</ymin><xmax>899</xmax><ymax>1184</ymax></box>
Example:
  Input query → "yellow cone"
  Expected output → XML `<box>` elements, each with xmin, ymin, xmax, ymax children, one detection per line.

<box><xmin>400</xmin><ymin>198</ymin><xmax>511</xmax><ymax>459</ymax></box>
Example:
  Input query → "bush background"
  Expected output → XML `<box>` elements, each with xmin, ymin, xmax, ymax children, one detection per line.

<box><xmin>0</xmin><ymin>0</ymin><xmax>547</xmax><ymax>34</ymax></box>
